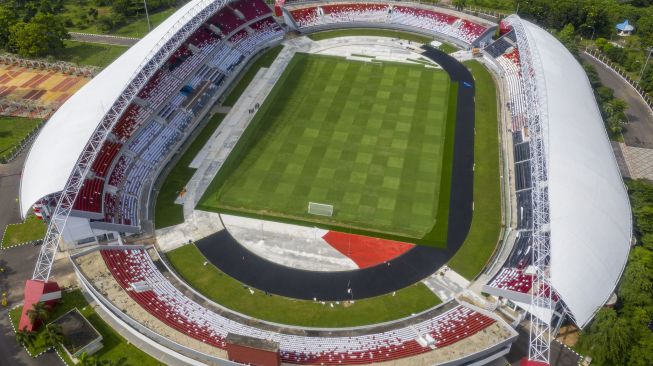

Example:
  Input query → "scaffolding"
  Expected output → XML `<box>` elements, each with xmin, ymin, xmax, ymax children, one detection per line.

<box><xmin>506</xmin><ymin>15</ymin><xmax>554</xmax><ymax>365</ymax></box>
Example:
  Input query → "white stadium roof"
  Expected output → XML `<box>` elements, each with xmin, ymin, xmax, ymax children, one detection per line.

<box><xmin>520</xmin><ymin>19</ymin><xmax>632</xmax><ymax>328</ymax></box>
<box><xmin>19</xmin><ymin>0</ymin><xmax>211</xmax><ymax>218</ymax></box>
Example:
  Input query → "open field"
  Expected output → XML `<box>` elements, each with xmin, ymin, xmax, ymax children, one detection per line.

<box><xmin>447</xmin><ymin>60</ymin><xmax>501</xmax><ymax>280</ymax></box>
<box><xmin>222</xmin><ymin>45</ymin><xmax>284</xmax><ymax>106</ymax></box>
<box><xmin>166</xmin><ymin>244</ymin><xmax>441</xmax><ymax>327</ymax></box>
<box><xmin>0</xmin><ymin>116</ymin><xmax>42</xmax><ymax>162</ymax></box>
<box><xmin>199</xmin><ymin>53</ymin><xmax>456</xmax><ymax>245</ymax></box>
<box><xmin>308</xmin><ymin>28</ymin><xmax>433</xmax><ymax>44</ymax></box>
<box><xmin>10</xmin><ymin>289</ymin><xmax>160</xmax><ymax>365</ymax></box>
<box><xmin>58</xmin><ymin>41</ymin><xmax>128</xmax><ymax>68</ymax></box>
<box><xmin>154</xmin><ymin>113</ymin><xmax>226</xmax><ymax>229</ymax></box>
<box><xmin>1</xmin><ymin>214</ymin><xmax>47</xmax><ymax>249</ymax></box>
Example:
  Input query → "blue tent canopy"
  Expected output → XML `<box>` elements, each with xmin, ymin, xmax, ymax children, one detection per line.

<box><xmin>616</xmin><ymin>20</ymin><xmax>634</xmax><ymax>31</ymax></box>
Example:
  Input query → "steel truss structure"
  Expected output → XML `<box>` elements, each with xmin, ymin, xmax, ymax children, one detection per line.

<box><xmin>32</xmin><ymin>0</ymin><xmax>233</xmax><ymax>282</ymax></box>
<box><xmin>506</xmin><ymin>15</ymin><xmax>554</xmax><ymax>364</ymax></box>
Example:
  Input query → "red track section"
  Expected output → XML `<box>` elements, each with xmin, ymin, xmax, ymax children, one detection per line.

<box><xmin>322</xmin><ymin>231</ymin><xmax>414</xmax><ymax>269</ymax></box>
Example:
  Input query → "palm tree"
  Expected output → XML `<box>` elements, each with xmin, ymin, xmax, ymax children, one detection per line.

<box><xmin>26</xmin><ymin>302</ymin><xmax>51</xmax><ymax>326</ymax></box>
<box><xmin>15</xmin><ymin>328</ymin><xmax>36</xmax><ymax>348</ymax></box>
<box><xmin>43</xmin><ymin>323</ymin><xmax>64</xmax><ymax>348</ymax></box>
<box><xmin>78</xmin><ymin>352</ymin><xmax>98</xmax><ymax>366</ymax></box>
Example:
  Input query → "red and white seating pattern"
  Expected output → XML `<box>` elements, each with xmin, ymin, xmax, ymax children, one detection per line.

<box><xmin>101</xmin><ymin>248</ymin><xmax>497</xmax><ymax>365</ymax></box>
<box><xmin>496</xmin><ymin>48</ymin><xmax>528</xmax><ymax>131</ymax></box>
<box><xmin>112</xmin><ymin>105</ymin><xmax>151</xmax><ymax>142</ymax></box>
<box><xmin>390</xmin><ymin>6</ymin><xmax>485</xmax><ymax>44</ymax></box>
<box><xmin>104</xmin><ymin>193</ymin><xmax>118</xmax><ymax>222</ymax></box>
<box><xmin>92</xmin><ymin>141</ymin><xmax>122</xmax><ymax>177</ymax></box>
<box><xmin>73</xmin><ymin>1</ymin><xmax>282</xmax><ymax>222</ymax></box>
<box><xmin>108</xmin><ymin>156</ymin><xmax>129</xmax><ymax>187</ymax></box>
<box><xmin>487</xmin><ymin>267</ymin><xmax>533</xmax><ymax>294</ymax></box>
<box><xmin>289</xmin><ymin>4</ymin><xmax>488</xmax><ymax>44</ymax></box>
<box><xmin>207</xmin><ymin>44</ymin><xmax>244</xmax><ymax>73</ymax></box>
<box><xmin>73</xmin><ymin>178</ymin><xmax>104</xmax><ymax>212</ymax></box>
<box><xmin>230</xmin><ymin>0</ymin><xmax>272</xmax><ymax>20</ymax></box>
<box><xmin>234</xmin><ymin>18</ymin><xmax>284</xmax><ymax>54</ymax></box>
<box><xmin>209</xmin><ymin>7</ymin><xmax>245</xmax><ymax>34</ymax></box>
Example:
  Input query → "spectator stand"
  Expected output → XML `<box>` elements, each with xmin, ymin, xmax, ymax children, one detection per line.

<box><xmin>81</xmin><ymin>245</ymin><xmax>517</xmax><ymax>366</ymax></box>
<box><xmin>285</xmin><ymin>2</ymin><xmax>491</xmax><ymax>49</ymax></box>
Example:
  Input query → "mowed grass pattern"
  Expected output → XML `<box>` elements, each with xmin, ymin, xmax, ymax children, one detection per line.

<box><xmin>199</xmin><ymin>54</ymin><xmax>452</xmax><ymax>240</ymax></box>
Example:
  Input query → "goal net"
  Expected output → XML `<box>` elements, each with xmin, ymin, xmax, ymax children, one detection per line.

<box><xmin>308</xmin><ymin>202</ymin><xmax>334</xmax><ymax>217</ymax></box>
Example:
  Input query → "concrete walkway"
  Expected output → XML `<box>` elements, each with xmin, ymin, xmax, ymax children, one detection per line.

<box><xmin>69</xmin><ymin>32</ymin><xmax>138</xmax><ymax>47</ymax></box>
<box><xmin>617</xmin><ymin>142</ymin><xmax>653</xmax><ymax>181</ymax></box>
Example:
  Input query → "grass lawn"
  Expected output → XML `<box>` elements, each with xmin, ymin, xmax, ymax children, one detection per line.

<box><xmin>1</xmin><ymin>215</ymin><xmax>47</xmax><ymax>249</ymax></box>
<box><xmin>439</xmin><ymin>43</ymin><xmax>459</xmax><ymax>54</ymax></box>
<box><xmin>154</xmin><ymin>113</ymin><xmax>226</xmax><ymax>229</ymax></box>
<box><xmin>66</xmin><ymin>5</ymin><xmax>179</xmax><ymax>38</ymax></box>
<box><xmin>10</xmin><ymin>289</ymin><xmax>161</xmax><ymax>365</ymax></box>
<box><xmin>198</xmin><ymin>53</ymin><xmax>455</xmax><ymax>245</ymax></box>
<box><xmin>111</xmin><ymin>8</ymin><xmax>179</xmax><ymax>38</ymax></box>
<box><xmin>166</xmin><ymin>244</ymin><xmax>441</xmax><ymax>327</ymax></box>
<box><xmin>447</xmin><ymin>61</ymin><xmax>501</xmax><ymax>280</ymax></box>
<box><xmin>222</xmin><ymin>45</ymin><xmax>284</xmax><ymax>106</ymax></box>
<box><xmin>0</xmin><ymin>116</ymin><xmax>42</xmax><ymax>162</ymax></box>
<box><xmin>58</xmin><ymin>41</ymin><xmax>128</xmax><ymax>68</ymax></box>
<box><xmin>308</xmin><ymin>28</ymin><xmax>433</xmax><ymax>44</ymax></box>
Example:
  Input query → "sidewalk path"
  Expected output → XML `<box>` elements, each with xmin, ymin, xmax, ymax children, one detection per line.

<box><xmin>69</xmin><ymin>32</ymin><xmax>139</xmax><ymax>47</ymax></box>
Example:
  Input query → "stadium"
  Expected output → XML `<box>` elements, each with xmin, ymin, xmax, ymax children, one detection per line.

<box><xmin>16</xmin><ymin>1</ymin><xmax>633</xmax><ymax>365</ymax></box>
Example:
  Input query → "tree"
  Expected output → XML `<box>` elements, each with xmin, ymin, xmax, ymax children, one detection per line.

<box><xmin>8</xmin><ymin>13</ymin><xmax>68</xmax><ymax>57</ymax></box>
<box><xmin>452</xmin><ymin>0</ymin><xmax>467</xmax><ymax>11</ymax></box>
<box><xmin>628</xmin><ymin>332</ymin><xmax>653</xmax><ymax>366</ymax></box>
<box><xmin>0</xmin><ymin>6</ymin><xmax>17</xmax><ymax>49</ymax></box>
<box><xmin>43</xmin><ymin>323</ymin><xmax>64</xmax><ymax>348</ymax></box>
<box><xmin>15</xmin><ymin>328</ymin><xmax>36</xmax><ymax>348</ymax></box>
<box><xmin>641</xmin><ymin>233</ymin><xmax>653</xmax><ymax>250</ymax></box>
<box><xmin>583</xmin><ymin>63</ymin><xmax>601</xmax><ymax>88</ymax></box>
<box><xmin>619</xmin><ymin>259</ymin><xmax>653</xmax><ymax>307</ymax></box>
<box><xmin>26</xmin><ymin>302</ymin><xmax>51</xmax><ymax>326</ymax></box>
<box><xmin>578</xmin><ymin>308</ymin><xmax>632</xmax><ymax>365</ymax></box>
<box><xmin>607</xmin><ymin>113</ymin><xmax>625</xmax><ymax>135</ymax></box>
<box><xmin>595</xmin><ymin>86</ymin><xmax>614</xmax><ymax>104</ymax></box>
<box><xmin>100</xmin><ymin>357</ymin><xmax>129</xmax><ymax>366</ymax></box>
<box><xmin>634</xmin><ymin>205</ymin><xmax>653</xmax><ymax>234</ymax></box>
<box><xmin>78</xmin><ymin>352</ymin><xmax>98</xmax><ymax>366</ymax></box>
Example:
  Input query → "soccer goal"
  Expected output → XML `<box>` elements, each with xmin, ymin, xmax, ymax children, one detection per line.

<box><xmin>308</xmin><ymin>202</ymin><xmax>334</xmax><ymax>217</ymax></box>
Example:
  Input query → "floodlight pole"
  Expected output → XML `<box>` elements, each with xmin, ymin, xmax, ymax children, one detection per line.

<box><xmin>144</xmin><ymin>0</ymin><xmax>152</xmax><ymax>32</ymax></box>
<box><xmin>638</xmin><ymin>47</ymin><xmax>652</xmax><ymax>83</ymax></box>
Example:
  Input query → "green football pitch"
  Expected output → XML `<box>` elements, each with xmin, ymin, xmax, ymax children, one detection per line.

<box><xmin>198</xmin><ymin>53</ymin><xmax>457</xmax><ymax>245</ymax></box>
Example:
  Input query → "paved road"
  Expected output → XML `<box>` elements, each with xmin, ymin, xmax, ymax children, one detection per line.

<box><xmin>69</xmin><ymin>32</ymin><xmax>139</xmax><ymax>47</ymax></box>
<box><xmin>0</xmin><ymin>151</ymin><xmax>26</xmax><ymax>239</ymax></box>
<box><xmin>506</xmin><ymin>326</ymin><xmax>581</xmax><ymax>366</ymax></box>
<box><xmin>0</xmin><ymin>150</ymin><xmax>61</xmax><ymax>365</ymax></box>
<box><xmin>580</xmin><ymin>52</ymin><xmax>653</xmax><ymax>148</ymax></box>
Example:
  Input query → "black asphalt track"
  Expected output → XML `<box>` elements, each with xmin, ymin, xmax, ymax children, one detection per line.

<box><xmin>196</xmin><ymin>46</ymin><xmax>475</xmax><ymax>301</ymax></box>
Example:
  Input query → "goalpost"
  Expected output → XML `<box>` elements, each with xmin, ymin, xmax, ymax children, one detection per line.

<box><xmin>308</xmin><ymin>202</ymin><xmax>334</xmax><ymax>217</ymax></box>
